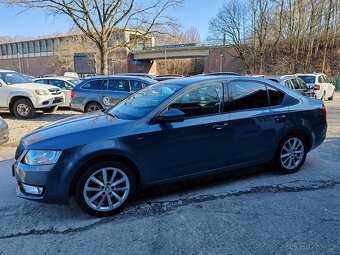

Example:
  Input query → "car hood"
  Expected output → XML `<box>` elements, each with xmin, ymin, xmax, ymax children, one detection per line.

<box><xmin>9</xmin><ymin>83</ymin><xmax>59</xmax><ymax>91</ymax></box>
<box><xmin>21</xmin><ymin>112</ymin><xmax>133</xmax><ymax>150</ymax></box>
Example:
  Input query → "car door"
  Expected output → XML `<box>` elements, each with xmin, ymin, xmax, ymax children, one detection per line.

<box><xmin>225</xmin><ymin>80</ymin><xmax>287</xmax><ymax>165</ymax></box>
<box><xmin>103</xmin><ymin>79</ymin><xmax>131</xmax><ymax>108</ymax></box>
<box><xmin>147</xmin><ymin>81</ymin><xmax>230</xmax><ymax>181</ymax></box>
<box><xmin>0</xmin><ymin>80</ymin><xmax>9</xmax><ymax>107</ymax></box>
<box><xmin>322</xmin><ymin>75</ymin><xmax>335</xmax><ymax>98</ymax></box>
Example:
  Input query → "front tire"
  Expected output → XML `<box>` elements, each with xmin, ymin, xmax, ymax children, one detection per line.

<box><xmin>276</xmin><ymin>135</ymin><xmax>307</xmax><ymax>174</ymax></box>
<box><xmin>75</xmin><ymin>161</ymin><xmax>136</xmax><ymax>217</ymax></box>
<box><xmin>13</xmin><ymin>99</ymin><xmax>36</xmax><ymax>119</ymax></box>
<box><xmin>85</xmin><ymin>102</ymin><xmax>103</xmax><ymax>113</ymax></box>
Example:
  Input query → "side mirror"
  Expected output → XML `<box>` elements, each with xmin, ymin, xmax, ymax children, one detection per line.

<box><xmin>157</xmin><ymin>108</ymin><xmax>185</xmax><ymax>123</ymax></box>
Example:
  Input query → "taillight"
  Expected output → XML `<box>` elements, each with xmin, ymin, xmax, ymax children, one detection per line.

<box><xmin>71</xmin><ymin>90</ymin><xmax>76</xmax><ymax>99</ymax></box>
<box><xmin>314</xmin><ymin>84</ymin><xmax>320</xmax><ymax>90</ymax></box>
<box><xmin>322</xmin><ymin>104</ymin><xmax>327</xmax><ymax>119</ymax></box>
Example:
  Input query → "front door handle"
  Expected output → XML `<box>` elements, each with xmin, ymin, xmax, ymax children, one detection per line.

<box><xmin>273</xmin><ymin>115</ymin><xmax>286</xmax><ymax>122</ymax></box>
<box><xmin>213</xmin><ymin>123</ymin><xmax>229</xmax><ymax>130</ymax></box>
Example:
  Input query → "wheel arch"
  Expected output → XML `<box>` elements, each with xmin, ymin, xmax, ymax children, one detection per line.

<box><xmin>277</xmin><ymin>128</ymin><xmax>312</xmax><ymax>154</ymax></box>
<box><xmin>9</xmin><ymin>95</ymin><xmax>34</xmax><ymax>110</ymax></box>
<box><xmin>68</xmin><ymin>153</ymin><xmax>141</xmax><ymax>197</ymax></box>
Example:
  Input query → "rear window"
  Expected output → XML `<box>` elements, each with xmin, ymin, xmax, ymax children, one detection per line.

<box><xmin>298</xmin><ymin>76</ymin><xmax>315</xmax><ymax>84</ymax></box>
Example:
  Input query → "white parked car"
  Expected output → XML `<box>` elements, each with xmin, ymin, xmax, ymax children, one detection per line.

<box><xmin>297</xmin><ymin>73</ymin><xmax>335</xmax><ymax>100</ymax></box>
<box><xmin>34</xmin><ymin>76</ymin><xmax>82</xmax><ymax>107</ymax></box>
<box><xmin>0</xmin><ymin>70</ymin><xmax>65</xmax><ymax>119</ymax></box>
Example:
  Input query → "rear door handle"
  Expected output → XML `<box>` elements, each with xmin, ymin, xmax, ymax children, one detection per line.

<box><xmin>273</xmin><ymin>115</ymin><xmax>286</xmax><ymax>122</ymax></box>
<box><xmin>213</xmin><ymin>123</ymin><xmax>229</xmax><ymax>130</ymax></box>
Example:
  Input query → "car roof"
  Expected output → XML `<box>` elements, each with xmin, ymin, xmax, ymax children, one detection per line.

<box><xmin>160</xmin><ymin>75</ymin><xmax>277</xmax><ymax>86</ymax></box>
<box><xmin>35</xmin><ymin>76</ymin><xmax>80</xmax><ymax>81</ymax></box>
<box><xmin>0</xmin><ymin>69</ymin><xmax>16</xmax><ymax>73</ymax></box>
<box><xmin>296</xmin><ymin>73</ymin><xmax>325</xmax><ymax>76</ymax></box>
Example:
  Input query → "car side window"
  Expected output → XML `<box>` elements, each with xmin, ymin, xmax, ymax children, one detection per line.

<box><xmin>318</xmin><ymin>76</ymin><xmax>324</xmax><ymax>83</ymax></box>
<box><xmin>81</xmin><ymin>80</ymin><xmax>104</xmax><ymax>90</ymax></box>
<box><xmin>107</xmin><ymin>80</ymin><xmax>129</xmax><ymax>92</ymax></box>
<box><xmin>323</xmin><ymin>75</ymin><xmax>330</xmax><ymax>83</ymax></box>
<box><xmin>50</xmin><ymin>79</ymin><xmax>67</xmax><ymax>89</ymax></box>
<box><xmin>267</xmin><ymin>86</ymin><xmax>285</xmax><ymax>106</ymax></box>
<box><xmin>226</xmin><ymin>81</ymin><xmax>269</xmax><ymax>112</ymax></box>
<box><xmin>169</xmin><ymin>83</ymin><xmax>223</xmax><ymax>118</ymax></box>
<box><xmin>284</xmin><ymin>80</ymin><xmax>293</xmax><ymax>89</ymax></box>
<box><xmin>290</xmin><ymin>79</ymin><xmax>301</xmax><ymax>89</ymax></box>
<box><xmin>34</xmin><ymin>80</ymin><xmax>48</xmax><ymax>84</ymax></box>
<box><xmin>130</xmin><ymin>80</ymin><xmax>147</xmax><ymax>92</ymax></box>
<box><xmin>297</xmin><ymin>78</ymin><xmax>308</xmax><ymax>90</ymax></box>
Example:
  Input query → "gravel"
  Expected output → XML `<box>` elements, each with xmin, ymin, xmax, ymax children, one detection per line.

<box><xmin>0</xmin><ymin>108</ymin><xmax>81</xmax><ymax>160</ymax></box>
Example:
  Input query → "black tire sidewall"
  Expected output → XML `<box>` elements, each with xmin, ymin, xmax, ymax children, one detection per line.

<box><xmin>276</xmin><ymin>135</ymin><xmax>307</xmax><ymax>174</ymax></box>
<box><xmin>74</xmin><ymin>160</ymin><xmax>136</xmax><ymax>217</ymax></box>
<box><xmin>85</xmin><ymin>102</ymin><xmax>102</xmax><ymax>113</ymax></box>
<box><xmin>13</xmin><ymin>99</ymin><xmax>36</xmax><ymax>119</ymax></box>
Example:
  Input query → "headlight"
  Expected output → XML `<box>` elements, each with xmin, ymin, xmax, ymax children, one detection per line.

<box><xmin>23</xmin><ymin>150</ymin><xmax>62</xmax><ymax>166</ymax></box>
<box><xmin>35</xmin><ymin>89</ymin><xmax>49</xmax><ymax>95</ymax></box>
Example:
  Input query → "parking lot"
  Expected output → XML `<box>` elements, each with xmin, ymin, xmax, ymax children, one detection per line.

<box><xmin>0</xmin><ymin>94</ymin><xmax>339</xmax><ymax>254</ymax></box>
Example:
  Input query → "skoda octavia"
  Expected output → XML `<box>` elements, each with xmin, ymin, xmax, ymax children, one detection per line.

<box><xmin>13</xmin><ymin>76</ymin><xmax>327</xmax><ymax>216</ymax></box>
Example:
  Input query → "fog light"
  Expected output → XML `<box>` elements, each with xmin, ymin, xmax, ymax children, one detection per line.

<box><xmin>21</xmin><ymin>183</ymin><xmax>44</xmax><ymax>195</ymax></box>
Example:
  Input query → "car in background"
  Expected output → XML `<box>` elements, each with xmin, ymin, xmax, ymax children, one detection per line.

<box><xmin>203</xmin><ymin>72</ymin><xmax>241</xmax><ymax>76</ymax></box>
<box><xmin>297</xmin><ymin>73</ymin><xmax>335</xmax><ymax>100</ymax></box>
<box><xmin>22</xmin><ymin>74</ymin><xmax>36</xmax><ymax>83</ymax></box>
<box><xmin>0</xmin><ymin>70</ymin><xmax>65</xmax><ymax>119</ymax></box>
<box><xmin>70</xmin><ymin>75</ymin><xmax>157</xmax><ymax>113</ymax></box>
<box><xmin>155</xmin><ymin>74</ymin><xmax>185</xmax><ymax>81</ymax></box>
<box><xmin>117</xmin><ymin>73</ymin><xmax>157</xmax><ymax>80</ymax></box>
<box><xmin>63</xmin><ymin>72</ymin><xmax>79</xmax><ymax>78</ymax></box>
<box><xmin>267</xmin><ymin>75</ymin><xmax>315</xmax><ymax>98</ymax></box>
<box><xmin>13</xmin><ymin>76</ymin><xmax>327</xmax><ymax>216</ymax></box>
<box><xmin>34</xmin><ymin>76</ymin><xmax>82</xmax><ymax>107</ymax></box>
<box><xmin>0</xmin><ymin>116</ymin><xmax>9</xmax><ymax>145</ymax></box>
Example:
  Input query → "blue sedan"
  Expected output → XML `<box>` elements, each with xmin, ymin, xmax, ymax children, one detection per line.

<box><xmin>13</xmin><ymin>76</ymin><xmax>327</xmax><ymax>216</ymax></box>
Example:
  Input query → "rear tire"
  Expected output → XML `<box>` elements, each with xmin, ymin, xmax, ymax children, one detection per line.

<box><xmin>275</xmin><ymin>135</ymin><xmax>307</xmax><ymax>174</ymax></box>
<box><xmin>13</xmin><ymin>99</ymin><xmax>36</xmax><ymax>119</ymax></box>
<box><xmin>42</xmin><ymin>106</ymin><xmax>58</xmax><ymax>113</ymax></box>
<box><xmin>85</xmin><ymin>102</ymin><xmax>103</xmax><ymax>113</ymax></box>
<box><xmin>74</xmin><ymin>160</ymin><xmax>136</xmax><ymax>217</ymax></box>
<box><xmin>329</xmin><ymin>92</ymin><xmax>334</xmax><ymax>100</ymax></box>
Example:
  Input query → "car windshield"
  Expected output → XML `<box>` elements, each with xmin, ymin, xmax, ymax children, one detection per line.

<box><xmin>298</xmin><ymin>76</ymin><xmax>315</xmax><ymax>84</ymax></box>
<box><xmin>0</xmin><ymin>72</ymin><xmax>28</xmax><ymax>85</ymax></box>
<box><xmin>108</xmin><ymin>83</ymin><xmax>182</xmax><ymax>120</ymax></box>
<box><xmin>68</xmin><ymin>79</ymin><xmax>82</xmax><ymax>86</ymax></box>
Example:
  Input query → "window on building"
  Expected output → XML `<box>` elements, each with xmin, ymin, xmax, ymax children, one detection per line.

<box><xmin>47</xmin><ymin>39</ymin><xmax>53</xmax><ymax>52</ymax></box>
<box><xmin>23</xmin><ymin>42</ymin><xmax>28</xmax><ymax>54</ymax></box>
<box><xmin>7</xmin><ymin>44</ymin><xmax>12</xmax><ymax>55</ymax></box>
<box><xmin>28</xmin><ymin>42</ymin><xmax>34</xmax><ymax>53</ymax></box>
<box><xmin>17</xmin><ymin>43</ymin><xmax>22</xmax><ymax>54</ymax></box>
<box><xmin>34</xmin><ymin>41</ymin><xmax>40</xmax><ymax>53</ymax></box>
<box><xmin>12</xmin><ymin>44</ymin><xmax>18</xmax><ymax>55</ymax></box>
<box><xmin>40</xmin><ymin>40</ymin><xmax>47</xmax><ymax>52</ymax></box>
<box><xmin>1</xmin><ymin>45</ymin><xmax>6</xmax><ymax>56</ymax></box>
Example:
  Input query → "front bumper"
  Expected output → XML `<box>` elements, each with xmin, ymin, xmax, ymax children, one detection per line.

<box><xmin>32</xmin><ymin>95</ymin><xmax>65</xmax><ymax>109</ymax></box>
<box><xmin>12</xmin><ymin>153</ymin><xmax>70</xmax><ymax>205</ymax></box>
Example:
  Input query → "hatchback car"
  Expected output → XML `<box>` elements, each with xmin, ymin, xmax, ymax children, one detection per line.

<box><xmin>13</xmin><ymin>76</ymin><xmax>327</xmax><ymax>216</ymax></box>
<box><xmin>267</xmin><ymin>75</ymin><xmax>315</xmax><ymax>98</ymax></box>
<box><xmin>34</xmin><ymin>76</ymin><xmax>82</xmax><ymax>107</ymax></box>
<box><xmin>297</xmin><ymin>73</ymin><xmax>335</xmax><ymax>100</ymax></box>
<box><xmin>70</xmin><ymin>75</ymin><xmax>156</xmax><ymax>112</ymax></box>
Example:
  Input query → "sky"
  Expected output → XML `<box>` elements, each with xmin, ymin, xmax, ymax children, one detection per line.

<box><xmin>0</xmin><ymin>0</ymin><xmax>225</xmax><ymax>41</ymax></box>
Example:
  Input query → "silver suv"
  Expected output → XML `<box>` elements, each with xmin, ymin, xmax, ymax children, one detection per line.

<box><xmin>70</xmin><ymin>75</ymin><xmax>156</xmax><ymax>113</ymax></box>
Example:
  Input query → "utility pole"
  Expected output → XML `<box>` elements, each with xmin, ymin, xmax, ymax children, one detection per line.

<box><xmin>17</xmin><ymin>53</ymin><xmax>22</xmax><ymax>73</ymax></box>
<box><xmin>164</xmin><ymin>49</ymin><xmax>167</xmax><ymax>74</ymax></box>
<box><xmin>219</xmin><ymin>54</ymin><xmax>223</xmax><ymax>72</ymax></box>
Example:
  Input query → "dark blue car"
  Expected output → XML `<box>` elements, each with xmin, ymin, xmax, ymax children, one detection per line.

<box><xmin>70</xmin><ymin>75</ymin><xmax>156</xmax><ymax>112</ymax></box>
<box><xmin>13</xmin><ymin>76</ymin><xmax>327</xmax><ymax>216</ymax></box>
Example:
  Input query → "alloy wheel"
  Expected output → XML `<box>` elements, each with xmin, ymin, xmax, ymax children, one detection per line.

<box><xmin>83</xmin><ymin>167</ymin><xmax>130</xmax><ymax>212</ymax></box>
<box><xmin>280</xmin><ymin>137</ymin><xmax>305</xmax><ymax>170</ymax></box>
<box><xmin>17</xmin><ymin>104</ymin><xmax>29</xmax><ymax>116</ymax></box>
<box><xmin>88</xmin><ymin>105</ymin><xmax>100</xmax><ymax>112</ymax></box>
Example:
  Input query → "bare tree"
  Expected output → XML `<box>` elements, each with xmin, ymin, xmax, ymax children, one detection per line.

<box><xmin>8</xmin><ymin>0</ymin><xmax>182</xmax><ymax>74</ymax></box>
<box><xmin>208</xmin><ymin>0</ymin><xmax>251</xmax><ymax>73</ymax></box>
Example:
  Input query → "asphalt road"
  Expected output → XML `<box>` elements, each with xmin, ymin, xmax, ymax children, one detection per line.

<box><xmin>0</xmin><ymin>95</ymin><xmax>339</xmax><ymax>255</ymax></box>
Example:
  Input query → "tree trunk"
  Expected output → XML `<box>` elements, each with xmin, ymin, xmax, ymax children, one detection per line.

<box><xmin>99</xmin><ymin>46</ymin><xmax>109</xmax><ymax>75</ymax></box>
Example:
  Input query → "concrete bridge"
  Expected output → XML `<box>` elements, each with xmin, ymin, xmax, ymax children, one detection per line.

<box><xmin>130</xmin><ymin>44</ymin><xmax>245</xmax><ymax>74</ymax></box>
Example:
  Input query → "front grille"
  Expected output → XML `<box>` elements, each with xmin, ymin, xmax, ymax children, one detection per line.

<box><xmin>48</xmin><ymin>88</ymin><xmax>62</xmax><ymax>95</ymax></box>
<box><xmin>15</xmin><ymin>142</ymin><xmax>25</xmax><ymax>160</ymax></box>
<box><xmin>53</xmin><ymin>97</ymin><xmax>64</xmax><ymax>104</ymax></box>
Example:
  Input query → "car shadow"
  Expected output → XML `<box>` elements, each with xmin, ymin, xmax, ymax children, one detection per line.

<box><xmin>0</xmin><ymin>109</ymin><xmax>80</xmax><ymax>122</ymax></box>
